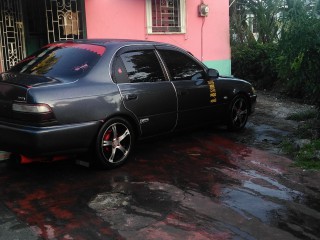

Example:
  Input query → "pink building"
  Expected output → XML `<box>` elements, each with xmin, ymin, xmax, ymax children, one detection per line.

<box><xmin>0</xmin><ymin>0</ymin><xmax>230</xmax><ymax>75</ymax></box>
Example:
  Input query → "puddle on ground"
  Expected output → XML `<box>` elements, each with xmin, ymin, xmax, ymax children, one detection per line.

<box><xmin>252</xmin><ymin>124</ymin><xmax>289</xmax><ymax>144</ymax></box>
<box><xmin>88</xmin><ymin>179</ymin><xmax>305</xmax><ymax>239</ymax></box>
<box><xmin>86</xmin><ymin>133</ymin><xmax>318</xmax><ymax>240</ymax></box>
<box><xmin>1</xmin><ymin>127</ymin><xmax>319</xmax><ymax>240</ymax></box>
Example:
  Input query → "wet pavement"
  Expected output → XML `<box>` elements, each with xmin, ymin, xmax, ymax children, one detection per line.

<box><xmin>0</xmin><ymin>122</ymin><xmax>320</xmax><ymax>240</ymax></box>
<box><xmin>1</xmin><ymin>92</ymin><xmax>320</xmax><ymax>240</ymax></box>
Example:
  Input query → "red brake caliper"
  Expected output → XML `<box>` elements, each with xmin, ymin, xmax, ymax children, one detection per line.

<box><xmin>103</xmin><ymin>130</ymin><xmax>112</xmax><ymax>152</ymax></box>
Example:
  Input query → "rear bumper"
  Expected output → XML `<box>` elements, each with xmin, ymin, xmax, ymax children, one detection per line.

<box><xmin>0</xmin><ymin>121</ymin><xmax>102</xmax><ymax>156</ymax></box>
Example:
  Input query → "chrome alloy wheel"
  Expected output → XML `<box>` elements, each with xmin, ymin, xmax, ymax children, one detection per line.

<box><xmin>230</xmin><ymin>96</ymin><xmax>248</xmax><ymax>130</ymax></box>
<box><xmin>101</xmin><ymin>122</ymin><xmax>132</xmax><ymax>164</ymax></box>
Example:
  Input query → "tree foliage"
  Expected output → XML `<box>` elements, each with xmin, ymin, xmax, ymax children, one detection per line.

<box><xmin>230</xmin><ymin>0</ymin><xmax>283</xmax><ymax>44</ymax></box>
<box><xmin>247</xmin><ymin>0</ymin><xmax>282</xmax><ymax>43</ymax></box>
<box><xmin>230</xmin><ymin>0</ymin><xmax>320</xmax><ymax>108</ymax></box>
<box><xmin>277</xmin><ymin>0</ymin><xmax>320</xmax><ymax>105</ymax></box>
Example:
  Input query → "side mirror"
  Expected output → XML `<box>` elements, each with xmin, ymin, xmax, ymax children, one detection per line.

<box><xmin>207</xmin><ymin>69</ymin><xmax>219</xmax><ymax>79</ymax></box>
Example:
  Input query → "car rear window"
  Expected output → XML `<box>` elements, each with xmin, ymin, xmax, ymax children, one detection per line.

<box><xmin>9</xmin><ymin>43</ymin><xmax>106</xmax><ymax>80</ymax></box>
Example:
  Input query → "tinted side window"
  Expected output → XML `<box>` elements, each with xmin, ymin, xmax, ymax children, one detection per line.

<box><xmin>112</xmin><ymin>56</ymin><xmax>129</xmax><ymax>83</ymax></box>
<box><xmin>158</xmin><ymin>50</ymin><xmax>206</xmax><ymax>81</ymax></box>
<box><xmin>120</xmin><ymin>50</ymin><xmax>165</xmax><ymax>83</ymax></box>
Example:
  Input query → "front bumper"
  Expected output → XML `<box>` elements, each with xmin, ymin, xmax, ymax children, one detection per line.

<box><xmin>0</xmin><ymin>121</ymin><xmax>102</xmax><ymax>156</ymax></box>
<box><xmin>249</xmin><ymin>94</ymin><xmax>257</xmax><ymax>114</ymax></box>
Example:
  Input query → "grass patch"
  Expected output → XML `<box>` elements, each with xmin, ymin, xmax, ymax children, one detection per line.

<box><xmin>286</xmin><ymin>109</ymin><xmax>318</xmax><ymax>121</ymax></box>
<box><xmin>281</xmin><ymin>108</ymin><xmax>320</xmax><ymax>170</ymax></box>
<box><xmin>281</xmin><ymin>139</ymin><xmax>320</xmax><ymax>170</ymax></box>
<box><xmin>295</xmin><ymin>122</ymin><xmax>315</xmax><ymax>139</ymax></box>
<box><xmin>280</xmin><ymin>139</ymin><xmax>296</xmax><ymax>154</ymax></box>
<box><xmin>295</xmin><ymin>159</ymin><xmax>320</xmax><ymax>169</ymax></box>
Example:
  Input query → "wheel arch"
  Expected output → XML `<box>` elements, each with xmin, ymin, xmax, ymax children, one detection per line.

<box><xmin>232</xmin><ymin>91</ymin><xmax>252</xmax><ymax>114</ymax></box>
<box><xmin>102</xmin><ymin>113</ymin><xmax>141</xmax><ymax>139</ymax></box>
<box><xmin>227</xmin><ymin>92</ymin><xmax>250</xmax><ymax>131</ymax></box>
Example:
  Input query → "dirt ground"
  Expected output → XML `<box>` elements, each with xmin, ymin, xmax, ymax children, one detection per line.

<box><xmin>0</xmin><ymin>91</ymin><xmax>320</xmax><ymax>240</ymax></box>
<box><xmin>235</xmin><ymin>90</ymin><xmax>317</xmax><ymax>151</ymax></box>
<box><xmin>231</xmin><ymin>90</ymin><xmax>320</xmax><ymax>202</ymax></box>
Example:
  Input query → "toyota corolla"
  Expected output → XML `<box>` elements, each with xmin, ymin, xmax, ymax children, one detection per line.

<box><xmin>0</xmin><ymin>39</ymin><xmax>256</xmax><ymax>169</ymax></box>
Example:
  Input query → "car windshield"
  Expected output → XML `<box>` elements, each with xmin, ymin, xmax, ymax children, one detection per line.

<box><xmin>9</xmin><ymin>43</ymin><xmax>106</xmax><ymax>80</ymax></box>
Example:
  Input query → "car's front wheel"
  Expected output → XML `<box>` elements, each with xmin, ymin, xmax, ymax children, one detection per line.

<box><xmin>94</xmin><ymin>117</ymin><xmax>134</xmax><ymax>169</ymax></box>
<box><xmin>228</xmin><ymin>95</ymin><xmax>249</xmax><ymax>131</ymax></box>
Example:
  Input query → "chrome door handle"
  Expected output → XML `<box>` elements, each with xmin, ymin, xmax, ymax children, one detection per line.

<box><xmin>125</xmin><ymin>94</ymin><xmax>138</xmax><ymax>100</ymax></box>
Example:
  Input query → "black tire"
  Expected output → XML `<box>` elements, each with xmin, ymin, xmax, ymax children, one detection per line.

<box><xmin>94</xmin><ymin>117</ymin><xmax>134</xmax><ymax>169</ymax></box>
<box><xmin>227</xmin><ymin>95</ymin><xmax>249</xmax><ymax>131</ymax></box>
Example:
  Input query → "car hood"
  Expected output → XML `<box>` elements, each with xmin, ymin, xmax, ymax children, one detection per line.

<box><xmin>0</xmin><ymin>72</ymin><xmax>63</xmax><ymax>88</ymax></box>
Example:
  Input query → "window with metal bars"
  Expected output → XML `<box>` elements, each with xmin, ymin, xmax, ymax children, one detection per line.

<box><xmin>146</xmin><ymin>0</ymin><xmax>185</xmax><ymax>34</ymax></box>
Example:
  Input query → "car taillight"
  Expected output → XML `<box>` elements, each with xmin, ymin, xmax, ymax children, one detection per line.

<box><xmin>12</xmin><ymin>103</ymin><xmax>55</xmax><ymax>123</ymax></box>
<box><xmin>13</xmin><ymin>103</ymin><xmax>51</xmax><ymax>113</ymax></box>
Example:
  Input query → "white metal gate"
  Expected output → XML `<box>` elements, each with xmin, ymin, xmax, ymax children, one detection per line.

<box><xmin>45</xmin><ymin>0</ymin><xmax>84</xmax><ymax>43</ymax></box>
<box><xmin>0</xmin><ymin>0</ymin><xmax>25</xmax><ymax>71</ymax></box>
<box><xmin>0</xmin><ymin>0</ymin><xmax>85</xmax><ymax>72</ymax></box>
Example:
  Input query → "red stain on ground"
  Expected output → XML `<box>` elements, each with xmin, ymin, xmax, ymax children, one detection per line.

<box><xmin>0</xmin><ymin>133</ymin><xmax>299</xmax><ymax>239</ymax></box>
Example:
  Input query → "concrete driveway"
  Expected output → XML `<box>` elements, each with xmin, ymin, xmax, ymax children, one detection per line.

<box><xmin>0</xmin><ymin>93</ymin><xmax>319</xmax><ymax>240</ymax></box>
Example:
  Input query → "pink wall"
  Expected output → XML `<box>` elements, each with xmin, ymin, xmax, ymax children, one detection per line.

<box><xmin>85</xmin><ymin>0</ymin><xmax>230</xmax><ymax>62</ymax></box>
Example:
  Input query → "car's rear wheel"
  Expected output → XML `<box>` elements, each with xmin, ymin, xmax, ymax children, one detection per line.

<box><xmin>228</xmin><ymin>95</ymin><xmax>249</xmax><ymax>131</ymax></box>
<box><xmin>94</xmin><ymin>117</ymin><xmax>134</xmax><ymax>169</ymax></box>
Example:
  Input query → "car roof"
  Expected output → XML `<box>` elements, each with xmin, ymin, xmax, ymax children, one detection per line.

<box><xmin>70</xmin><ymin>39</ymin><xmax>165</xmax><ymax>47</ymax></box>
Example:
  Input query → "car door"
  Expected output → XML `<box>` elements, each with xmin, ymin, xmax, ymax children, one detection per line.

<box><xmin>112</xmin><ymin>46</ymin><xmax>177</xmax><ymax>137</ymax></box>
<box><xmin>156</xmin><ymin>46</ymin><xmax>219</xmax><ymax>129</ymax></box>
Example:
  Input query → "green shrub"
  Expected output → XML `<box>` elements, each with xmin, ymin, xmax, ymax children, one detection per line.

<box><xmin>231</xmin><ymin>43</ymin><xmax>278</xmax><ymax>90</ymax></box>
<box><xmin>276</xmin><ymin>0</ymin><xmax>320</xmax><ymax>107</ymax></box>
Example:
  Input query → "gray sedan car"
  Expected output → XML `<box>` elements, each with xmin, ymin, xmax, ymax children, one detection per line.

<box><xmin>0</xmin><ymin>39</ymin><xmax>256</xmax><ymax>169</ymax></box>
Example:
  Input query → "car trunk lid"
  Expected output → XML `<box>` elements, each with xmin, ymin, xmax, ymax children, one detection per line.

<box><xmin>0</xmin><ymin>73</ymin><xmax>61</xmax><ymax>119</ymax></box>
<box><xmin>0</xmin><ymin>72</ymin><xmax>62</xmax><ymax>88</ymax></box>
